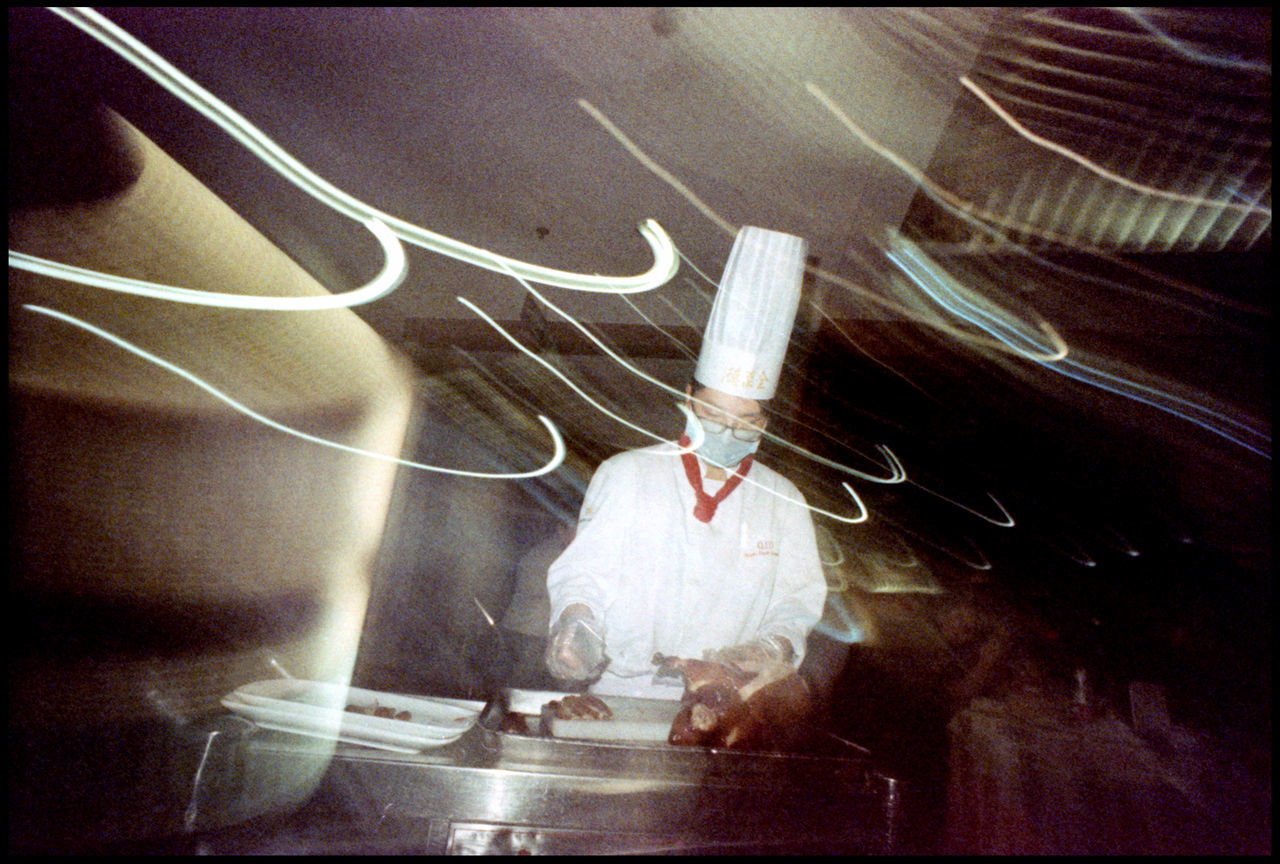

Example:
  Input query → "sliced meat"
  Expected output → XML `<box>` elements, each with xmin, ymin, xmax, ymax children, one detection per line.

<box><xmin>655</xmin><ymin>653</ymin><xmax>813</xmax><ymax>751</ymax></box>
<box><xmin>545</xmin><ymin>693</ymin><xmax>614</xmax><ymax>720</ymax></box>
<box><xmin>346</xmin><ymin>703</ymin><xmax>415</xmax><ymax>723</ymax></box>
<box><xmin>652</xmin><ymin>653</ymin><xmax>754</xmax><ymax>696</ymax></box>
<box><xmin>569</xmin><ymin>694</ymin><xmax>613</xmax><ymax>719</ymax></box>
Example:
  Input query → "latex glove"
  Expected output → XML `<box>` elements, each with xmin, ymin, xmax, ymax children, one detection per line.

<box><xmin>705</xmin><ymin>635</ymin><xmax>794</xmax><ymax>672</ymax></box>
<box><xmin>544</xmin><ymin>608</ymin><xmax>607</xmax><ymax>681</ymax></box>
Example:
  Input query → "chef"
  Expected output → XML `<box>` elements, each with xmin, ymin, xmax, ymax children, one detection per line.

<box><xmin>545</xmin><ymin>226</ymin><xmax>828</xmax><ymax>700</ymax></box>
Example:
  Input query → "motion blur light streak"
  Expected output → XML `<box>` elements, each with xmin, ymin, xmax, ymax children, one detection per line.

<box><xmin>22</xmin><ymin>304</ymin><xmax>566</xmax><ymax>480</ymax></box>
<box><xmin>619</xmin><ymin>295</ymin><xmax>699</xmax><ymax>361</ymax></box>
<box><xmin>909</xmin><ymin>487</ymin><xmax>1015</xmax><ymax>529</ymax></box>
<box><xmin>803</xmin><ymin>81</ymin><xmax>1072</xmax><ymax>248</ymax></box>
<box><xmin>959</xmin><ymin>75</ymin><xmax>1271</xmax><ymax>218</ymax></box>
<box><xmin>577</xmin><ymin>98</ymin><xmax>737</xmax><ymax>238</ymax></box>
<box><xmin>986</xmin><ymin>236</ymin><xmax>1263</xmax><ymax>325</ymax></box>
<box><xmin>454</xmin><ymin>295</ymin><xmax>703</xmax><ymax>455</ymax></box>
<box><xmin>886</xmin><ymin>234</ymin><xmax>1271</xmax><ymax>458</ymax></box>
<box><xmin>1103</xmin><ymin>528</ymin><xmax>1142</xmax><ymax>558</ymax></box>
<box><xmin>676</xmin><ymin>249</ymin><xmax>725</xmax><ymax>292</ymax></box>
<box><xmin>1041</xmin><ymin>532</ymin><xmax>1099</xmax><ymax>569</ymax></box>
<box><xmin>46</xmin><ymin>6</ymin><xmax>680</xmax><ymax>294</ymax></box>
<box><xmin>786</xmin><ymin>482</ymin><xmax>867</xmax><ymax>526</ymax></box>
<box><xmin>582</xmin><ymin>84</ymin><xmax>1060</xmax><ymax>362</ymax></box>
<box><xmin>950</xmin><ymin>7</ymin><xmax>1271</xmax><ymax>252</ymax></box>
<box><xmin>877</xmin><ymin>512</ymin><xmax>994</xmax><ymax>572</ymax></box>
<box><xmin>499</xmin><ymin>256</ymin><xmax>907</xmax><ymax>485</ymax></box>
<box><xmin>813</xmin><ymin>594</ymin><xmax>866</xmax><ymax>645</ymax></box>
<box><xmin>458</xmin><ymin>295</ymin><xmax>868</xmax><ymax>525</ymax></box>
<box><xmin>9</xmin><ymin>217</ymin><xmax>407</xmax><ymax>310</ymax></box>
<box><xmin>183</xmin><ymin>727</ymin><xmax>222</xmax><ymax>831</ymax></box>
<box><xmin>810</xmin><ymin>301</ymin><xmax>942</xmax><ymax>401</ymax></box>
<box><xmin>809</xmin><ymin>263</ymin><xmax>1052</xmax><ymax>358</ymax></box>
<box><xmin>884</xmin><ymin>234</ymin><xmax>1068</xmax><ymax>362</ymax></box>
<box><xmin>806</xmin><ymin>76</ymin><xmax>1259</xmax><ymax>256</ymax></box>
<box><xmin>1114</xmin><ymin>7</ymin><xmax>1272</xmax><ymax>74</ymax></box>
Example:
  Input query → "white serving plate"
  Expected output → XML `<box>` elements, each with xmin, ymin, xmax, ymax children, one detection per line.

<box><xmin>222</xmin><ymin>696</ymin><xmax>427</xmax><ymax>753</ymax></box>
<box><xmin>222</xmin><ymin>680</ymin><xmax>483</xmax><ymax>752</ymax></box>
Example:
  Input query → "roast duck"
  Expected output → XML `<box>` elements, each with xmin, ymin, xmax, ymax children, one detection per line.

<box><xmin>652</xmin><ymin>652</ymin><xmax>813</xmax><ymax>751</ymax></box>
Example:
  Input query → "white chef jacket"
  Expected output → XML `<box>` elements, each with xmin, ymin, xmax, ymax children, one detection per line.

<box><xmin>546</xmin><ymin>442</ymin><xmax>827</xmax><ymax>700</ymax></box>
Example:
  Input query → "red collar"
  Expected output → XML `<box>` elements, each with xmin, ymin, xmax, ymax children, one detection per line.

<box><xmin>677</xmin><ymin>434</ymin><xmax>752</xmax><ymax>523</ymax></box>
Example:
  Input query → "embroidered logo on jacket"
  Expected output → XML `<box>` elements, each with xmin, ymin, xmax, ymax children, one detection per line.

<box><xmin>744</xmin><ymin>539</ymin><xmax>779</xmax><ymax>558</ymax></box>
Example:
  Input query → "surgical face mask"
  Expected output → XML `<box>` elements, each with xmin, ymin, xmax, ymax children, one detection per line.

<box><xmin>684</xmin><ymin>412</ymin><xmax>761</xmax><ymax>469</ymax></box>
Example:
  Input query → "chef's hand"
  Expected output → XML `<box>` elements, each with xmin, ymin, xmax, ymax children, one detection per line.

<box><xmin>705</xmin><ymin>635</ymin><xmax>794</xmax><ymax>672</ymax></box>
<box><xmin>545</xmin><ymin>605</ymin><xmax>607</xmax><ymax>681</ymax></box>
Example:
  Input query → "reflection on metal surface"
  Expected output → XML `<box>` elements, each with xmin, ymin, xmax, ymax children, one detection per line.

<box><xmin>221</xmin><ymin>712</ymin><xmax>903</xmax><ymax>854</ymax></box>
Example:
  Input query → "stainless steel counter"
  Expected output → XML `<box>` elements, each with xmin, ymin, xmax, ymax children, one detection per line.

<box><xmin>196</xmin><ymin>700</ymin><xmax>902</xmax><ymax>854</ymax></box>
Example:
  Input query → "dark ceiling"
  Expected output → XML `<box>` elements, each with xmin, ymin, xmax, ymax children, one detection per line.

<box><xmin>9</xmin><ymin>8</ymin><xmax>1271</xmax><ymax>706</ymax></box>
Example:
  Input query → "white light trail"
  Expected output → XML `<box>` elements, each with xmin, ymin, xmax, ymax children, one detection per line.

<box><xmin>1113</xmin><ymin>7</ymin><xmax>1272</xmax><ymax>74</ymax></box>
<box><xmin>10</xmin><ymin>218</ymin><xmax>406</xmax><ymax>310</ymax></box>
<box><xmin>804</xmin><ymin>80</ymin><xmax>1217</xmax><ymax>254</ymax></box>
<box><xmin>887</xmin><ymin>233</ymin><xmax>1271</xmax><ymax>458</ymax></box>
<box><xmin>458</xmin><ymin>294</ymin><xmax>869</xmax><ymax>524</ymax></box>
<box><xmin>454</xmin><ymin>295</ymin><xmax>700</xmax><ymax>456</ymax></box>
<box><xmin>1100</xmin><ymin>527</ymin><xmax>1142</xmax><ymax>558</ymax></box>
<box><xmin>809</xmin><ymin>300</ymin><xmax>949</xmax><ymax>402</ymax></box>
<box><xmin>676</xmin><ymin>249</ymin><xmax>725</xmax><ymax>290</ymax></box>
<box><xmin>911</xmin><ymin>487</ymin><xmax>1015</xmax><ymax>528</ymax></box>
<box><xmin>686</xmin><ymin>436</ymin><xmax>870</xmax><ymax>525</ymax></box>
<box><xmin>577</xmin><ymin>99</ymin><xmax>738</xmax><ymax>238</ymax></box>
<box><xmin>877</xmin><ymin>512</ymin><xmax>994</xmax><ymax>571</ymax></box>
<box><xmin>884</xmin><ymin>233</ymin><xmax>1068</xmax><ymax>363</ymax></box>
<box><xmin>499</xmin><ymin>260</ymin><xmax>906</xmax><ymax>485</ymax></box>
<box><xmin>584</xmin><ymin>83</ymin><xmax>1075</xmax><ymax>362</ymax></box>
<box><xmin>959</xmin><ymin>75</ymin><xmax>1271</xmax><ymax>218</ymax></box>
<box><xmin>582</xmin><ymin>85</ymin><xmax>1033</xmax><ymax>523</ymax></box>
<box><xmin>619</xmin><ymin>295</ymin><xmax>698</xmax><ymax>361</ymax></box>
<box><xmin>1041</xmin><ymin>532</ymin><xmax>1098</xmax><ymax>568</ymax></box>
<box><xmin>42</xmin><ymin>7</ymin><xmax>679</xmax><ymax>294</ymax></box>
<box><xmin>22</xmin><ymin>303</ymin><xmax>566</xmax><ymax>479</ymax></box>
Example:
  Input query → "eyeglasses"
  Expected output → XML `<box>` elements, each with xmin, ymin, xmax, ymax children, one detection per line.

<box><xmin>695</xmin><ymin>414</ymin><xmax>765</xmax><ymax>443</ymax></box>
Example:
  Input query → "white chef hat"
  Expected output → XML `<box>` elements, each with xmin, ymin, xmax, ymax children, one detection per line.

<box><xmin>694</xmin><ymin>226</ymin><xmax>808</xmax><ymax>401</ymax></box>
